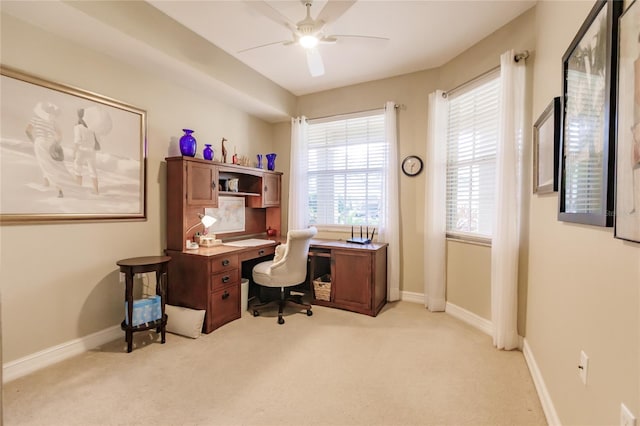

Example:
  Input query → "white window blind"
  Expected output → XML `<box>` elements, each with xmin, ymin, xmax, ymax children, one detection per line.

<box><xmin>446</xmin><ymin>72</ymin><xmax>501</xmax><ymax>238</ymax></box>
<box><xmin>307</xmin><ymin>111</ymin><xmax>386</xmax><ymax>227</ymax></box>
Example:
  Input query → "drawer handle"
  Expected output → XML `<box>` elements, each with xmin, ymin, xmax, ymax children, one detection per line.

<box><xmin>222</xmin><ymin>291</ymin><xmax>230</xmax><ymax>300</ymax></box>
<box><xmin>258</xmin><ymin>249</ymin><xmax>265</xmax><ymax>256</ymax></box>
<box><xmin>211</xmin><ymin>181</ymin><xmax>217</xmax><ymax>190</ymax></box>
<box><xmin>264</xmin><ymin>185</ymin><xmax>268</xmax><ymax>192</ymax></box>
<box><xmin>222</xmin><ymin>259</ymin><xmax>230</xmax><ymax>267</ymax></box>
<box><xmin>222</xmin><ymin>275</ymin><xmax>230</xmax><ymax>283</ymax></box>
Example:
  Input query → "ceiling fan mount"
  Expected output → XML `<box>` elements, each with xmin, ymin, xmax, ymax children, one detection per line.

<box><xmin>295</xmin><ymin>1</ymin><xmax>322</xmax><ymax>36</ymax></box>
<box><xmin>240</xmin><ymin>0</ymin><xmax>389</xmax><ymax>77</ymax></box>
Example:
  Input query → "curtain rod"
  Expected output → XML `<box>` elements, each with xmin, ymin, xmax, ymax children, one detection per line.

<box><xmin>442</xmin><ymin>50</ymin><xmax>529</xmax><ymax>98</ymax></box>
<box><xmin>306</xmin><ymin>104</ymin><xmax>402</xmax><ymax>122</ymax></box>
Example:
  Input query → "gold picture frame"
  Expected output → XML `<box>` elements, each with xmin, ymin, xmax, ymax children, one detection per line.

<box><xmin>0</xmin><ymin>66</ymin><xmax>147</xmax><ymax>224</ymax></box>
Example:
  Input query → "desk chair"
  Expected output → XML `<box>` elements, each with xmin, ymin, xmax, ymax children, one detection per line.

<box><xmin>252</xmin><ymin>227</ymin><xmax>317</xmax><ymax>324</ymax></box>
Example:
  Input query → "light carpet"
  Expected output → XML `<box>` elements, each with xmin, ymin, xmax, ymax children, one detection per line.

<box><xmin>3</xmin><ymin>301</ymin><xmax>546</xmax><ymax>425</ymax></box>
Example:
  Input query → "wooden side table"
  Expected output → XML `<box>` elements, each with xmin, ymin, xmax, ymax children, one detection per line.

<box><xmin>117</xmin><ymin>256</ymin><xmax>171</xmax><ymax>353</ymax></box>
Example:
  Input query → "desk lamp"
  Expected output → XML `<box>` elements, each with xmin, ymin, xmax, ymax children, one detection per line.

<box><xmin>185</xmin><ymin>214</ymin><xmax>220</xmax><ymax>249</ymax></box>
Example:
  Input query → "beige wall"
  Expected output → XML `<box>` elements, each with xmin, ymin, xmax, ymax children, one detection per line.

<box><xmin>526</xmin><ymin>1</ymin><xmax>640</xmax><ymax>424</ymax></box>
<box><xmin>446</xmin><ymin>240</ymin><xmax>491</xmax><ymax>320</ymax></box>
<box><xmin>0</xmin><ymin>14</ymin><xmax>275</xmax><ymax>362</ymax></box>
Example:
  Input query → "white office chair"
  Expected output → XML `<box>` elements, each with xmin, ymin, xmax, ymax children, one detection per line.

<box><xmin>252</xmin><ymin>226</ymin><xmax>317</xmax><ymax>324</ymax></box>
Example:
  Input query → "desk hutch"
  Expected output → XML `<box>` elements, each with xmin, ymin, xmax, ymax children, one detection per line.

<box><xmin>165</xmin><ymin>156</ymin><xmax>388</xmax><ymax>334</ymax></box>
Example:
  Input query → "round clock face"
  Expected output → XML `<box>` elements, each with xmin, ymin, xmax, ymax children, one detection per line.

<box><xmin>401</xmin><ymin>155</ymin><xmax>423</xmax><ymax>176</ymax></box>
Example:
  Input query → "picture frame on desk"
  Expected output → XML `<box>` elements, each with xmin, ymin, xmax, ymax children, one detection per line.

<box><xmin>0</xmin><ymin>66</ymin><xmax>147</xmax><ymax>224</ymax></box>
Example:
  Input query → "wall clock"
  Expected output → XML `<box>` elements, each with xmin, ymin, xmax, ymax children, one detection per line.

<box><xmin>401</xmin><ymin>155</ymin><xmax>423</xmax><ymax>176</ymax></box>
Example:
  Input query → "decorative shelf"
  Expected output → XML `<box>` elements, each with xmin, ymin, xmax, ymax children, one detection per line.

<box><xmin>218</xmin><ymin>191</ymin><xmax>260</xmax><ymax>197</ymax></box>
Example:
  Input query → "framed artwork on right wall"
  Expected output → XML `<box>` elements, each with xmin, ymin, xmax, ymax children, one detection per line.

<box><xmin>533</xmin><ymin>97</ymin><xmax>561</xmax><ymax>194</ymax></box>
<box><xmin>615</xmin><ymin>0</ymin><xmax>640</xmax><ymax>243</ymax></box>
<box><xmin>558</xmin><ymin>0</ymin><xmax>622</xmax><ymax>227</ymax></box>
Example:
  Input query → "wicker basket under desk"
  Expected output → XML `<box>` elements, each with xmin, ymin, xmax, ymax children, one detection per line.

<box><xmin>312</xmin><ymin>274</ymin><xmax>331</xmax><ymax>301</ymax></box>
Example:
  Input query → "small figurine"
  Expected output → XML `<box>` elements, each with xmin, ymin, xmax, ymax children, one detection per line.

<box><xmin>232</xmin><ymin>146</ymin><xmax>238</xmax><ymax>164</ymax></box>
<box><xmin>221</xmin><ymin>137</ymin><xmax>227</xmax><ymax>163</ymax></box>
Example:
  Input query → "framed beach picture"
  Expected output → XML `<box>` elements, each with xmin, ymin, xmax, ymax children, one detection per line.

<box><xmin>0</xmin><ymin>66</ymin><xmax>146</xmax><ymax>223</ymax></box>
<box><xmin>615</xmin><ymin>0</ymin><xmax>640</xmax><ymax>243</ymax></box>
<box><xmin>558</xmin><ymin>0</ymin><xmax>622</xmax><ymax>226</ymax></box>
<box><xmin>533</xmin><ymin>97</ymin><xmax>561</xmax><ymax>194</ymax></box>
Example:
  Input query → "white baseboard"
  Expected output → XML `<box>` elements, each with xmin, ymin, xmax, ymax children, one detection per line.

<box><xmin>522</xmin><ymin>338</ymin><xmax>561</xmax><ymax>426</ymax></box>
<box><xmin>3</xmin><ymin>325</ymin><xmax>121</xmax><ymax>383</ymax></box>
<box><xmin>401</xmin><ymin>290</ymin><xmax>425</xmax><ymax>304</ymax></box>
<box><xmin>445</xmin><ymin>302</ymin><xmax>494</xmax><ymax>336</ymax></box>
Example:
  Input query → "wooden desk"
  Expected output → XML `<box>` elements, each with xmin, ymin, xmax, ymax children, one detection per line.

<box><xmin>166</xmin><ymin>238</ymin><xmax>388</xmax><ymax>333</ymax></box>
<box><xmin>116</xmin><ymin>256</ymin><xmax>170</xmax><ymax>353</ymax></box>
<box><xmin>166</xmin><ymin>241</ymin><xmax>278</xmax><ymax>333</ymax></box>
<box><xmin>308</xmin><ymin>239</ymin><xmax>388</xmax><ymax>317</ymax></box>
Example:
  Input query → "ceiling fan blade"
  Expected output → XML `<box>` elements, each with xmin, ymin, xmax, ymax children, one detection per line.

<box><xmin>237</xmin><ymin>40</ymin><xmax>290</xmax><ymax>54</ymax></box>
<box><xmin>315</xmin><ymin>0</ymin><xmax>357</xmax><ymax>25</ymax></box>
<box><xmin>243</xmin><ymin>0</ymin><xmax>297</xmax><ymax>31</ymax></box>
<box><xmin>306</xmin><ymin>47</ymin><xmax>325</xmax><ymax>77</ymax></box>
<box><xmin>329</xmin><ymin>34</ymin><xmax>390</xmax><ymax>42</ymax></box>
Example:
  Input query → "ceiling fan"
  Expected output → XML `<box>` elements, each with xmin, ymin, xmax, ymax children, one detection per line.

<box><xmin>239</xmin><ymin>0</ymin><xmax>389</xmax><ymax>77</ymax></box>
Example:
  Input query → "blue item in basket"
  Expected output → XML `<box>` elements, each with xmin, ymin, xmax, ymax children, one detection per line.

<box><xmin>125</xmin><ymin>295</ymin><xmax>162</xmax><ymax>326</ymax></box>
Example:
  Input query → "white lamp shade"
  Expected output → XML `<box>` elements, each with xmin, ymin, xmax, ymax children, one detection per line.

<box><xmin>200</xmin><ymin>214</ymin><xmax>216</xmax><ymax>228</ymax></box>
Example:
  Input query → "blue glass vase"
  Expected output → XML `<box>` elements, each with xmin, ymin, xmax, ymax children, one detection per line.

<box><xmin>179</xmin><ymin>129</ymin><xmax>197</xmax><ymax>157</ymax></box>
<box><xmin>203</xmin><ymin>144</ymin><xmax>214</xmax><ymax>161</ymax></box>
<box><xmin>266</xmin><ymin>153</ymin><xmax>276</xmax><ymax>171</ymax></box>
<box><xmin>256</xmin><ymin>154</ymin><xmax>263</xmax><ymax>169</ymax></box>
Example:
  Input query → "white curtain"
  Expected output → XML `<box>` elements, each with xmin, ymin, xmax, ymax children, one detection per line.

<box><xmin>288</xmin><ymin>117</ymin><xmax>309</xmax><ymax>231</ymax></box>
<box><xmin>492</xmin><ymin>50</ymin><xmax>526</xmax><ymax>350</ymax></box>
<box><xmin>379</xmin><ymin>101</ymin><xmax>400</xmax><ymax>301</ymax></box>
<box><xmin>424</xmin><ymin>90</ymin><xmax>448</xmax><ymax>311</ymax></box>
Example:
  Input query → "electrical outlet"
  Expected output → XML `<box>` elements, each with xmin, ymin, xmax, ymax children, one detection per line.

<box><xmin>621</xmin><ymin>403</ymin><xmax>636</xmax><ymax>426</ymax></box>
<box><xmin>578</xmin><ymin>350</ymin><xmax>588</xmax><ymax>385</ymax></box>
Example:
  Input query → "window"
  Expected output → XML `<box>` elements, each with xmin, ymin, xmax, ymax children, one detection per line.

<box><xmin>445</xmin><ymin>71</ymin><xmax>501</xmax><ymax>239</ymax></box>
<box><xmin>307</xmin><ymin>111</ymin><xmax>386</xmax><ymax>228</ymax></box>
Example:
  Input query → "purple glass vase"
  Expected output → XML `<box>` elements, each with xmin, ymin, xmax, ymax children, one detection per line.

<box><xmin>179</xmin><ymin>129</ymin><xmax>197</xmax><ymax>157</ymax></box>
<box><xmin>266</xmin><ymin>153</ymin><xmax>276</xmax><ymax>171</ymax></box>
<box><xmin>203</xmin><ymin>144</ymin><xmax>214</xmax><ymax>161</ymax></box>
<box><xmin>256</xmin><ymin>154</ymin><xmax>263</xmax><ymax>169</ymax></box>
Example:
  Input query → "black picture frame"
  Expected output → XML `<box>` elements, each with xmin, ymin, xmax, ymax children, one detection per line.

<box><xmin>614</xmin><ymin>0</ymin><xmax>640</xmax><ymax>243</ymax></box>
<box><xmin>533</xmin><ymin>97</ymin><xmax>561</xmax><ymax>194</ymax></box>
<box><xmin>558</xmin><ymin>0</ymin><xmax>622</xmax><ymax>226</ymax></box>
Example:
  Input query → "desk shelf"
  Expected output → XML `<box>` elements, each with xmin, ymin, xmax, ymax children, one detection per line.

<box><xmin>218</xmin><ymin>191</ymin><xmax>260</xmax><ymax>197</ymax></box>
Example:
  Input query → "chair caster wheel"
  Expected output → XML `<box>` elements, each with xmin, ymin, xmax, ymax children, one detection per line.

<box><xmin>278</xmin><ymin>317</ymin><xmax>285</xmax><ymax>325</ymax></box>
<box><xmin>306</xmin><ymin>310</ymin><xmax>313</xmax><ymax>316</ymax></box>
<box><xmin>253</xmin><ymin>310</ymin><xmax>260</xmax><ymax>317</ymax></box>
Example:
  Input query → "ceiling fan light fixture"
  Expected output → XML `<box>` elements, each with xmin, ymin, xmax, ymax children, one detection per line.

<box><xmin>299</xmin><ymin>35</ymin><xmax>319</xmax><ymax>49</ymax></box>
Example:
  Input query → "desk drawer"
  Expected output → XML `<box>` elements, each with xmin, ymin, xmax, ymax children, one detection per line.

<box><xmin>238</xmin><ymin>245</ymin><xmax>276</xmax><ymax>262</ymax></box>
<box><xmin>209</xmin><ymin>284</ymin><xmax>240</xmax><ymax>331</ymax></box>
<box><xmin>211</xmin><ymin>269</ymin><xmax>240</xmax><ymax>291</ymax></box>
<box><xmin>210</xmin><ymin>254</ymin><xmax>238</xmax><ymax>273</ymax></box>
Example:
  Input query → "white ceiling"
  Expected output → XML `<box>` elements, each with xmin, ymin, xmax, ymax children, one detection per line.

<box><xmin>148</xmin><ymin>0</ymin><xmax>536</xmax><ymax>96</ymax></box>
<box><xmin>1</xmin><ymin>0</ymin><xmax>535</xmax><ymax>121</ymax></box>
